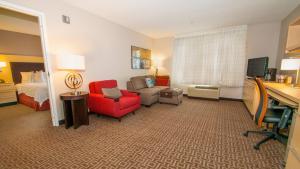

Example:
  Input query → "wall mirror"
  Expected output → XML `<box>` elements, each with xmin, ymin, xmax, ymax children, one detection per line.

<box><xmin>286</xmin><ymin>18</ymin><xmax>300</xmax><ymax>57</ymax></box>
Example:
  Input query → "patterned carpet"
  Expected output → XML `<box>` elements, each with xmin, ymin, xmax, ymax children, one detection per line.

<box><xmin>0</xmin><ymin>98</ymin><xmax>285</xmax><ymax>169</ymax></box>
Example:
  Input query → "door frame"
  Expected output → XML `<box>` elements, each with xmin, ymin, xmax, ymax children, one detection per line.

<box><xmin>0</xmin><ymin>0</ymin><xmax>59</xmax><ymax>126</ymax></box>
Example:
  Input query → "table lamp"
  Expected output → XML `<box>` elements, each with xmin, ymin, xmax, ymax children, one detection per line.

<box><xmin>152</xmin><ymin>57</ymin><xmax>162</xmax><ymax>77</ymax></box>
<box><xmin>0</xmin><ymin>61</ymin><xmax>7</xmax><ymax>83</ymax></box>
<box><xmin>57</xmin><ymin>54</ymin><xmax>85</xmax><ymax>95</ymax></box>
<box><xmin>0</xmin><ymin>61</ymin><xmax>6</xmax><ymax>72</ymax></box>
<box><xmin>281</xmin><ymin>58</ymin><xmax>300</xmax><ymax>87</ymax></box>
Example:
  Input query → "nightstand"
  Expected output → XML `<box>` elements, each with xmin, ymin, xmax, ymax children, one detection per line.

<box><xmin>0</xmin><ymin>83</ymin><xmax>17</xmax><ymax>107</ymax></box>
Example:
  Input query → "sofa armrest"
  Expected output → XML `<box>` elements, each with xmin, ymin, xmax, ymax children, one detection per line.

<box><xmin>127</xmin><ymin>81</ymin><xmax>135</xmax><ymax>91</ymax></box>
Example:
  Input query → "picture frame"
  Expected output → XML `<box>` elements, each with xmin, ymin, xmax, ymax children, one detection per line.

<box><xmin>131</xmin><ymin>46</ymin><xmax>151</xmax><ymax>69</ymax></box>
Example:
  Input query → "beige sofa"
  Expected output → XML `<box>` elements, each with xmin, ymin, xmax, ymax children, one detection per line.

<box><xmin>127</xmin><ymin>75</ymin><xmax>169</xmax><ymax>106</ymax></box>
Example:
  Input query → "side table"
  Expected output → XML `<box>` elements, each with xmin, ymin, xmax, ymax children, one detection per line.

<box><xmin>60</xmin><ymin>92</ymin><xmax>89</xmax><ymax>129</ymax></box>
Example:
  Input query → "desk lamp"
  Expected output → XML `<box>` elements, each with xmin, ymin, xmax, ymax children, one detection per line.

<box><xmin>57</xmin><ymin>54</ymin><xmax>85</xmax><ymax>95</ymax></box>
<box><xmin>152</xmin><ymin>57</ymin><xmax>162</xmax><ymax>77</ymax></box>
<box><xmin>0</xmin><ymin>61</ymin><xmax>6</xmax><ymax>72</ymax></box>
<box><xmin>0</xmin><ymin>62</ymin><xmax>7</xmax><ymax>83</ymax></box>
<box><xmin>281</xmin><ymin>58</ymin><xmax>300</xmax><ymax>87</ymax></box>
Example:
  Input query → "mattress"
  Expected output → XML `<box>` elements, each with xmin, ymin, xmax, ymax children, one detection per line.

<box><xmin>16</xmin><ymin>83</ymin><xmax>49</xmax><ymax>105</ymax></box>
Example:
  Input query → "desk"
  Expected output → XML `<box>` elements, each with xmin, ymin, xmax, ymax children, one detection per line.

<box><xmin>262</xmin><ymin>82</ymin><xmax>300</xmax><ymax>168</ymax></box>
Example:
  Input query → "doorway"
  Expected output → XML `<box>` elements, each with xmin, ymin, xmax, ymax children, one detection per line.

<box><xmin>0</xmin><ymin>1</ymin><xmax>58</xmax><ymax>126</ymax></box>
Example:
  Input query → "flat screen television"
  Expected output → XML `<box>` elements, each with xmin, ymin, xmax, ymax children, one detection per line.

<box><xmin>246</xmin><ymin>57</ymin><xmax>269</xmax><ymax>78</ymax></box>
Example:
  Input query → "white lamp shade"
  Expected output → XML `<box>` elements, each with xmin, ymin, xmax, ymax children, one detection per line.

<box><xmin>57</xmin><ymin>54</ymin><xmax>85</xmax><ymax>70</ymax></box>
<box><xmin>281</xmin><ymin>59</ymin><xmax>300</xmax><ymax>70</ymax></box>
<box><xmin>152</xmin><ymin>57</ymin><xmax>162</xmax><ymax>68</ymax></box>
<box><xmin>0</xmin><ymin>62</ymin><xmax>6</xmax><ymax>68</ymax></box>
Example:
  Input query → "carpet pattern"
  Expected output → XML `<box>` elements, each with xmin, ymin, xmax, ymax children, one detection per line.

<box><xmin>0</xmin><ymin>98</ymin><xmax>285</xmax><ymax>169</ymax></box>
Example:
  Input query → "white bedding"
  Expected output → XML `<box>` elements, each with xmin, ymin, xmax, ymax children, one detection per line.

<box><xmin>16</xmin><ymin>83</ymin><xmax>49</xmax><ymax>105</ymax></box>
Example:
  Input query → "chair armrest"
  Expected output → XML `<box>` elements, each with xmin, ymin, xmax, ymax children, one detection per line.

<box><xmin>121</xmin><ymin>90</ymin><xmax>140</xmax><ymax>96</ymax></box>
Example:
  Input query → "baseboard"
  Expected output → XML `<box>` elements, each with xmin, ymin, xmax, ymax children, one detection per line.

<box><xmin>0</xmin><ymin>101</ymin><xmax>17</xmax><ymax>107</ymax></box>
<box><xmin>58</xmin><ymin>119</ymin><xmax>65</xmax><ymax>125</ymax></box>
<box><xmin>184</xmin><ymin>94</ymin><xmax>242</xmax><ymax>102</ymax></box>
<box><xmin>187</xmin><ymin>95</ymin><xmax>220</xmax><ymax>101</ymax></box>
<box><xmin>219</xmin><ymin>97</ymin><xmax>243</xmax><ymax>102</ymax></box>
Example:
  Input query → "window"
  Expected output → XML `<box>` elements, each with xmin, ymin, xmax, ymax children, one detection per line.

<box><xmin>171</xmin><ymin>25</ymin><xmax>247</xmax><ymax>87</ymax></box>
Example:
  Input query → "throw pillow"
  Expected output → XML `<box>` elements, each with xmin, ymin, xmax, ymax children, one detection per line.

<box><xmin>32</xmin><ymin>71</ymin><xmax>43</xmax><ymax>83</ymax></box>
<box><xmin>145</xmin><ymin>77</ymin><xmax>155</xmax><ymax>88</ymax></box>
<box><xmin>102</xmin><ymin>87</ymin><xmax>122</xmax><ymax>99</ymax></box>
<box><xmin>21</xmin><ymin>72</ymin><xmax>33</xmax><ymax>83</ymax></box>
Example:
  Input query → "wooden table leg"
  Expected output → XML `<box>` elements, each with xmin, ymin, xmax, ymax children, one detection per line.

<box><xmin>71</xmin><ymin>99</ymin><xmax>89</xmax><ymax>129</ymax></box>
<box><xmin>62</xmin><ymin>100</ymin><xmax>73</xmax><ymax>129</ymax></box>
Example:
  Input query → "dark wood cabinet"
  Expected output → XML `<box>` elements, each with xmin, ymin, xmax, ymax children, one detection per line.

<box><xmin>60</xmin><ymin>92</ymin><xmax>89</xmax><ymax>129</ymax></box>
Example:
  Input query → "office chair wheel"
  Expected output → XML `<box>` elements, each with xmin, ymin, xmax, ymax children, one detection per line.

<box><xmin>243</xmin><ymin>132</ymin><xmax>248</xmax><ymax>137</ymax></box>
<box><xmin>254</xmin><ymin>145</ymin><xmax>260</xmax><ymax>150</ymax></box>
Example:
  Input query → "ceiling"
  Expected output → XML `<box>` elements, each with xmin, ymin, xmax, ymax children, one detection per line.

<box><xmin>63</xmin><ymin>0</ymin><xmax>300</xmax><ymax>38</ymax></box>
<box><xmin>0</xmin><ymin>7</ymin><xmax>40</xmax><ymax>36</ymax></box>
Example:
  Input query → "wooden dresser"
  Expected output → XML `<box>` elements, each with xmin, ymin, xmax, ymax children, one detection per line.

<box><xmin>243</xmin><ymin>79</ymin><xmax>260</xmax><ymax>117</ymax></box>
<box><xmin>0</xmin><ymin>83</ymin><xmax>17</xmax><ymax>107</ymax></box>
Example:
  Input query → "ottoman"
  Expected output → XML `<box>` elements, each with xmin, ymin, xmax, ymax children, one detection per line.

<box><xmin>159</xmin><ymin>88</ymin><xmax>183</xmax><ymax>105</ymax></box>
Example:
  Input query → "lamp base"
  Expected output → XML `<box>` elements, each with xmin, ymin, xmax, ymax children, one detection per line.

<box><xmin>64</xmin><ymin>72</ymin><xmax>83</xmax><ymax>95</ymax></box>
<box><xmin>70</xmin><ymin>91</ymin><xmax>82</xmax><ymax>95</ymax></box>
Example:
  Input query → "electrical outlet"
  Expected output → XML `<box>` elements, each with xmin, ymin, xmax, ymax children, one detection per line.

<box><xmin>62</xmin><ymin>15</ymin><xmax>70</xmax><ymax>24</ymax></box>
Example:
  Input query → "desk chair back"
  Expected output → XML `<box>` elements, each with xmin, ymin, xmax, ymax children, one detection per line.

<box><xmin>254</xmin><ymin>78</ymin><xmax>268</xmax><ymax>127</ymax></box>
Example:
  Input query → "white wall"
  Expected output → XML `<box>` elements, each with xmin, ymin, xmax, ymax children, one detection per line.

<box><xmin>3</xmin><ymin>0</ymin><xmax>153</xmax><ymax>123</ymax></box>
<box><xmin>153</xmin><ymin>22</ymin><xmax>281</xmax><ymax>99</ymax></box>
<box><xmin>0</xmin><ymin>7</ymin><xmax>40</xmax><ymax>35</ymax></box>
<box><xmin>151</xmin><ymin>37</ymin><xmax>174</xmax><ymax>75</ymax></box>
<box><xmin>247</xmin><ymin>22</ymin><xmax>281</xmax><ymax>68</ymax></box>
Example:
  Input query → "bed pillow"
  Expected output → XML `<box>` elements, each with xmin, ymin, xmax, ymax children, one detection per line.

<box><xmin>21</xmin><ymin>72</ymin><xmax>33</xmax><ymax>83</ymax></box>
<box><xmin>102</xmin><ymin>87</ymin><xmax>122</xmax><ymax>99</ymax></box>
<box><xmin>41</xmin><ymin>72</ymin><xmax>47</xmax><ymax>82</ymax></box>
<box><xmin>33</xmin><ymin>71</ymin><xmax>44</xmax><ymax>83</ymax></box>
<box><xmin>145</xmin><ymin>77</ymin><xmax>155</xmax><ymax>88</ymax></box>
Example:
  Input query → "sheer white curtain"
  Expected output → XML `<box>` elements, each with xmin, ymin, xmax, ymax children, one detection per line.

<box><xmin>171</xmin><ymin>25</ymin><xmax>247</xmax><ymax>87</ymax></box>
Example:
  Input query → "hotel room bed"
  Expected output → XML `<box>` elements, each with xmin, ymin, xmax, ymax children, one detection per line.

<box><xmin>10</xmin><ymin>62</ymin><xmax>50</xmax><ymax>111</ymax></box>
<box><xmin>16</xmin><ymin>83</ymin><xmax>50</xmax><ymax>111</ymax></box>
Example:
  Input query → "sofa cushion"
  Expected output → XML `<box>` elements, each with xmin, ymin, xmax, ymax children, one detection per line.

<box><xmin>130</xmin><ymin>76</ymin><xmax>147</xmax><ymax>90</ymax></box>
<box><xmin>119</xmin><ymin>96</ymin><xmax>139</xmax><ymax>109</ymax></box>
<box><xmin>136</xmin><ymin>87</ymin><xmax>162</xmax><ymax>96</ymax></box>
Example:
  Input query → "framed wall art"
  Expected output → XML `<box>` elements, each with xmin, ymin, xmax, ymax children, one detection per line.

<box><xmin>131</xmin><ymin>46</ymin><xmax>151</xmax><ymax>69</ymax></box>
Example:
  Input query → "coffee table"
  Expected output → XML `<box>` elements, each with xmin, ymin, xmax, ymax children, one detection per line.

<box><xmin>159</xmin><ymin>88</ymin><xmax>183</xmax><ymax>105</ymax></box>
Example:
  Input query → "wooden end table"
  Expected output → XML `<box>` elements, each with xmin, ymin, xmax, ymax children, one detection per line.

<box><xmin>60</xmin><ymin>92</ymin><xmax>89</xmax><ymax>129</ymax></box>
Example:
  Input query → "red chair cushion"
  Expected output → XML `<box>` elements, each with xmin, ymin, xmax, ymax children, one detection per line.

<box><xmin>119</xmin><ymin>96</ymin><xmax>139</xmax><ymax>109</ymax></box>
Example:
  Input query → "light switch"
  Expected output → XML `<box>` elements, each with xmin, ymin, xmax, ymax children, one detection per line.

<box><xmin>62</xmin><ymin>15</ymin><xmax>70</xmax><ymax>24</ymax></box>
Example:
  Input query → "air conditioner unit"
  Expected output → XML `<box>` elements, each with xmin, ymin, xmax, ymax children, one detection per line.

<box><xmin>187</xmin><ymin>85</ymin><xmax>220</xmax><ymax>100</ymax></box>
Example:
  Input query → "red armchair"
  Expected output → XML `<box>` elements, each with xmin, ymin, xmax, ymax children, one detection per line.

<box><xmin>88</xmin><ymin>80</ymin><xmax>141</xmax><ymax>121</ymax></box>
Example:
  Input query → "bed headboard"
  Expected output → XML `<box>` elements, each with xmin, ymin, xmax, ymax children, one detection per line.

<box><xmin>10</xmin><ymin>62</ymin><xmax>45</xmax><ymax>84</ymax></box>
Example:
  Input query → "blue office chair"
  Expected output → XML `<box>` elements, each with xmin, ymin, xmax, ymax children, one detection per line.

<box><xmin>243</xmin><ymin>78</ymin><xmax>293</xmax><ymax>150</ymax></box>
